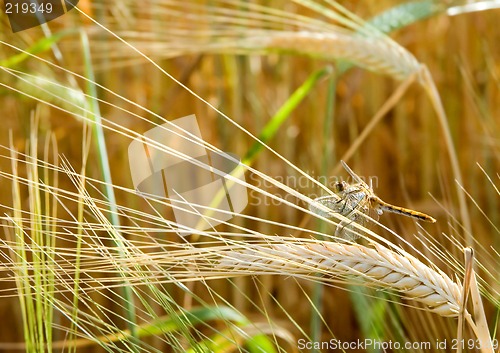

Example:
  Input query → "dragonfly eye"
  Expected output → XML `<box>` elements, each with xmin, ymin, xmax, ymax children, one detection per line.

<box><xmin>333</xmin><ymin>181</ymin><xmax>346</xmax><ymax>192</ymax></box>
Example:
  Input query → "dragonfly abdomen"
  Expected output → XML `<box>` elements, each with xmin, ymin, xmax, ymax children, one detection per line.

<box><xmin>374</xmin><ymin>197</ymin><xmax>436</xmax><ymax>223</ymax></box>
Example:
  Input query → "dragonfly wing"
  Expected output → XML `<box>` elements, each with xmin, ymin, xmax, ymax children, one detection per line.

<box><xmin>309</xmin><ymin>195</ymin><xmax>344</xmax><ymax>218</ymax></box>
<box><xmin>311</xmin><ymin>194</ymin><xmax>368</xmax><ymax>241</ymax></box>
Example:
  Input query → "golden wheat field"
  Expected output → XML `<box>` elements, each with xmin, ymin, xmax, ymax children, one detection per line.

<box><xmin>0</xmin><ymin>0</ymin><xmax>499</xmax><ymax>352</ymax></box>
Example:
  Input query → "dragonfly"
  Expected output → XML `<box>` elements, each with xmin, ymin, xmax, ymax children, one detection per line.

<box><xmin>309</xmin><ymin>160</ymin><xmax>436</xmax><ymax>241</ymax></box>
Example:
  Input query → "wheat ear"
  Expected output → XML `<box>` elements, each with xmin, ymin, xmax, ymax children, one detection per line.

<box><xmin>215</xmin><ymin>241</ymin><xmax>461</xmax><ymax>317</ymax></box>
<box><xmin>262</xmin><ymin>32</ymin><xmax>421</xmax><ymax>81</ymax></box>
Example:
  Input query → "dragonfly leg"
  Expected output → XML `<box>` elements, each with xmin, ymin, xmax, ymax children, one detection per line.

<box><xmin>334</xmin><ymin>212</ymin><xmax>362</xmax><ymax>241</ymax></box>
<box><xmin>335</xmin><ymin>219</ymin><xmax>359</xmax><ymax>241</ymax></box>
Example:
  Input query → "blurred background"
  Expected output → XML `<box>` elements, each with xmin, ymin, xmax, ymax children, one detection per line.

<box><xmin>0</xmin><ymin>0</ymin><xmax>498</xmax><ymax>352</ymax></box>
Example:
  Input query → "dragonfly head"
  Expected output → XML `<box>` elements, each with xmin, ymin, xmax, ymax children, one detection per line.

<box><xmin>333</xmin><ymin>180</ymin><xmax>348</xmax><ymax>193</ymax></box>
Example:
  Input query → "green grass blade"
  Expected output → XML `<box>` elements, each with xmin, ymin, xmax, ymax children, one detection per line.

<box><xmin>80</xmin><ymin>29</ymin><xmax>139</xmax><ymax>347</ymax></box>
<box><xmin>0</xmin><ymin>30</ymin><xmax>74</xmax><ymax>68</ymax></box>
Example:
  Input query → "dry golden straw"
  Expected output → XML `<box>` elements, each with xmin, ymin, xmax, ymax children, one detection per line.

<box><xmin>212</xmin><ymin>241</ymin><xmax>462</xmax><ymax>317</ymax></box>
